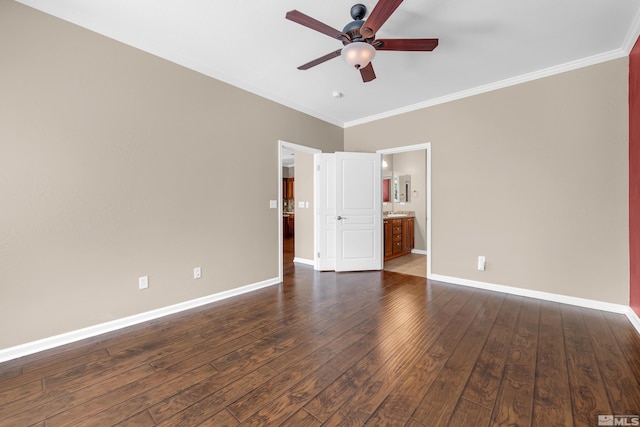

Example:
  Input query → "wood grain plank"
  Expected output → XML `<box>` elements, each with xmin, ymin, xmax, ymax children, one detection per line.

<box><xmin>232</xmin><ymin>287</ymin><xmax>423</xmax><ymax>407</ymax></box>
<box><xmin>210</xmin><ymin>332</ymin><xmax>301</xmax><ymax>373</ymax></box>
<box><xmin>302</xmin><ymin>320</ymin><xmax>417</xmax><ymax>422</ymax></box>
<box><xmin>0</xmin><ymin>349</ymin><xmax>110</xmax><ymax>395</ymax></box>
<box><xmin>447</xmin><ymin>397</ymin><xmax>492</xmax><ymax>427</ymax></box>
<box><xmin>43</xmin><ymin>332</ymin><xmax>201</xmax><ymax>392</ymax></box>
<box><xmin>146</xmin><ymin>364</ymin><xmax>254</xmax><ymax>424</ymax></box>
<box><xmin>153</xmin><ymin>365</ymin><xmax>279</xmax><ymax>427</ymax></box>
<box><xmin>280</xmin><ymin>409</ymin><xmax>321</xmax><ymax>427</ymax></box>
<box><xmin>562</xmin><ymin>305</ymin><xmax>612</xmax><ymax>427</ymax></box>
<box><xmin>148</xmin><ymin>333</ymin><xmax>256</xmax><ymax>371</ymax></box>
<box><xmin>0</xmin><ymin>378</ymin><xmax>43</xmax><ymax>409</ymax></box>
<box><xmin>362</xmin><ymin>290</ymin><xmax>489</xmax><ymax>426</ymax></box>
<box><xmin>324</xmin><ymin>292</ymin><xmax>464</xmax><ymax>426</ymax></box>
<box><xmin>197</xmin><ymin>409</ymin><xmax>239</xmax><ymax>427</ymax></box>
<box><xmin>266</xmin><ymin>279</ymin><xmax>429</xmax><ymax>373</ymax></box>
<box><xmin>46</xmin><ymin>364</ymin><xmax>218</xmax><ymax>427</ymax></box>
<box><xmin>325</xmin><ymin>283</ymin><xmax>461</xmax><ymax>374</ymax></box>
<box><xmin>459</xmin><ymin>294</ymin><xmax>522</xmax><ymax>410</ymax></box>
<box><xmin>249</xmin><ymin>279</ymin><xmax>405</xmax><ymax>339</ymax></box>
<box><xmin>112</xmin><ymin>409</ymin><xmax>155</xmax><ymax>426</ymax></box>
<box><xmin>409</xmin><ymin>292</ymin><xmax>504</xmax><ymax>425</ymax></box>
<box><xmin>0</xmin><ymin>364</ymin><xmax>22</xmax><ymax>382</ymax></box>
<box><xmin>1</xmin><ymin>364</ymin><xmax>154</xmax><ymax>426</ymax></box>
<box><xmin>582</xmin><ymin>308</ymin><xmax>640</xmax><ymax>414</ymax></box>
<box><xmin>602</xmin><ymin>312</ymin><xmax>640</xmax><ymax>383</ymax></box>
<box><xmin>8</xmin><ymin>336</ymin><xmax>255</xmax><ymax>422</ymax></box>
<box><xmin>79</xmin><ymin>364</ymin><xmax>221</xmax><ymax>426</ymax></box>
<box><xmin>304</xmin><ymin>287</ymin><xmax>468</xmax><ymax>423</ymax></box>
<box><xmin>532</xmin><ymin>302</ymin><xmax>573</xmax><ymax>427</ymax></box>
<box><xmin>490</xmin><ymin>298</ymin><xmax>540</xmax><ymax>426</ymax></box>
<box><xmin>228</xmin><ymin>354</ymin><xmax>335</xmax><ymax>421</ymax></box>
<box><xmin>238</xmin><ymin>365</ymin><xmax>340</xmax><ymax>426</ymax></box>
<box><xmin>30</xmin><ymin>347</ymin><xmax>224</xmax><ymax>427</ymax></box>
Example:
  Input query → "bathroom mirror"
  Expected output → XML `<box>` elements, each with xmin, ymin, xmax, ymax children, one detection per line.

<box><xmin>394</xmin><ymin>175</ymin><xmax>411</xmax><ymax>202</ymax></box>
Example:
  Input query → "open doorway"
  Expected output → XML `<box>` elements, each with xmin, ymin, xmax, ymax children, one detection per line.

<box><xmin>278</xmin><ymin>141</ymin><xmax>321</xmax><ymax>282</ymax></box>
<box><xmin>377</xmin><ymin>143</ymin><xmax>432</xmax><ymax>278</ymax></box>
<box><xmin>281</xmin><ymin>148</ymin><xmax>295</xmax><ymax>269</ymax></box>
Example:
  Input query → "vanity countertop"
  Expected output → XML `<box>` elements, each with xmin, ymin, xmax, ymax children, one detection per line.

<box><xmin>383</xmin><ymin>211</ymin><xmax>415</xmax><ymax>218</ymax></box>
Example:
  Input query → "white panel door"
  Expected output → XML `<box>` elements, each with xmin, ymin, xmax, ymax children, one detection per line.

<box><xmin>335</xmin><ymin>152</ymin><xmax>382</xmax><ymax>272</ymax></box>
<box><xmin>315</xmin><ymin>152</ymin><xmax>382</xmax><ymax>272</ymax></box>
<box><xmin>315</xmin><ymin>153</ymin><xmax>336</xmax><ymax>271</ymax></box>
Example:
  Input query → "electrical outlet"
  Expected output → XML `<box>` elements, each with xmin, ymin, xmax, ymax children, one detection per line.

<box><xmin>138</xmin><ymin>276</ymin><xmax>149</xmax><ymax>289</ymax></box>
<box><xmin>194</xmin><ymin>267</ymin><xmax>202</xmax><ymax>279</ymax></box>
<box><xmin>477</xmin><ymin>256</ymin><xmax>486</xmax><ymax>271</ymax></box>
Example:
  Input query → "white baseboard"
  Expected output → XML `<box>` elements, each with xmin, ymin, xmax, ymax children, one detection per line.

<box><xmin>428</xmin><ymin>273</ymin><xmax>630</xmax><ymax>314</ymax></box>
<box><xmin>411</xmin><ymin>249</ymin><xmax>428</xmax><ymax>255</ymax></box>
<box><xmin>293</xmin><ymin>257</ymin><xmax>315</xmax><ymax>266</ymax></box>
<box><xmin>627</xmin><ymin>309</ymin><xmax>640</xmax><ymax>335</ymax></box>
<box><xmin>0</xmin><ymin>277</ymin><xmax>280</xmax><ymax>363</ymax></box>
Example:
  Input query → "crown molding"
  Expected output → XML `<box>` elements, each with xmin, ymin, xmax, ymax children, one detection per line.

<box><xmin>623</xmin><ymin>6</ymin><xmax>640</xmax><ymax>54</ymax></box>
<box><xmin>344</xmin><ymin>49</ymin><xmax>627</xmax><ymax>128</ymax></box>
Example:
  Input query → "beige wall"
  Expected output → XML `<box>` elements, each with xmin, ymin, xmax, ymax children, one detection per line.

<box><xmin>293</xmin><ymin>152</ymin><xmax>315</xmax><ymax>262</ymax></box>
<box><xmin>345</xmin><ymin>58</ymin><xmax>630</xmax><ymax>305</ymax></box>
<box><xmin>0</xmin><ymin>2</ymin><xmax>342</xmax><ymax>349</ymax></box>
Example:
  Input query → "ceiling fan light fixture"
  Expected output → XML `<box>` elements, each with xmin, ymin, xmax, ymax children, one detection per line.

<box><xmin>342</xmin><ymin>42</ymin><xmax>376</xmax><ymax>69</ymax></box>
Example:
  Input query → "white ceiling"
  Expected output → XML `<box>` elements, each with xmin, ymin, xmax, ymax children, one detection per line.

<box><xmin>281</xmin><ymin>147</ymin><xmax>295</xmax><ymax>167</ymax></box>
<box><xmin>16</xmin><ymin>0</ymin><xmax>640</xmax><ymax>127</ymax></box>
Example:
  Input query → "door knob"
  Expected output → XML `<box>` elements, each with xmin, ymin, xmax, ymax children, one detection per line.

<box><xmin>337</xmin><ymin>216</ymin><xmax>347</xmax><ymax>220</ymax></box>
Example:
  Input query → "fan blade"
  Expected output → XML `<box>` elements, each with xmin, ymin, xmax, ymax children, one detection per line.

<box><xmin>298</xmin><ymin>49</ymin><xmax>342</xmax><ymax>70</ymax></box>
<box><xmin>359</xmin><ymin>63</ymin><xmax>376</xmax><ymax>82</ymax></box>
<box><xmin>360</xmin><ymin>0</ymin><xmax>404</xmax><ymax>39</ymax></box>
<box><xmin>374</xmin><ymin>38</ymin><xmax>439</xmax><ymax>51</ymax></box>
<box><xmin>286</xmin><ymin>10</ymin><xmax>350</xmax><ymax>42</ymax></box>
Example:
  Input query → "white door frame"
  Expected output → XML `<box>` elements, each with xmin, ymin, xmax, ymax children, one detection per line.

<box><xmin>278</xmin><ymin>140</ymin><xmax>321</xmax><ymax>282</ymax></box>
<box><xmin>377</xmin><ymin>143</ymin><xmax>432</xmax><ymax>278</ymax></box>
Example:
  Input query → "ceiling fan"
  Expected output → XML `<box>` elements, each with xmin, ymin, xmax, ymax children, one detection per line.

<box><xmin>285</xmin><ymin>0</ymin><xmax>438</xmax><ymax>83</ymax></box>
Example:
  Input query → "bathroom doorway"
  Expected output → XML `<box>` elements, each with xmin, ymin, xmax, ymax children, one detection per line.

<box><xmin>377</xmin><ymin>143</ymin><xmax>431</xmax><ymax>278</ymax></box>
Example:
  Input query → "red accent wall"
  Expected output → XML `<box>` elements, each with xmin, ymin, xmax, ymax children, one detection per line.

<box><xmin>383</xmin><ymin>178</ymin><xmax>390</xmax><ymax>203</ymax></box>
<box><xmin>630</xmin><ymin>37</ymin><xmax>640</xmax><ymax>316</ymax></box>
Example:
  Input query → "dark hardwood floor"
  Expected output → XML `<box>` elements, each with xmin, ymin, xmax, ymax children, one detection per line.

<box><xmin>1</xmin><ymin>238</ymin><xmax>639</xmax><ymax>426</ymax></box>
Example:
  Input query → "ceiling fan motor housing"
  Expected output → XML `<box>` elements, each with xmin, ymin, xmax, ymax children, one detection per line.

<box><xmin>350</xmin><ymin>4</ymin><xmax>367</xmax><ymax>20</ymax></box>
<box><xmin>342</xmin><ymin>20</ymin><xmax>368</xmax><ymax>44</ymax></box>
<box><xmin>342</xmin><ymin>4</ymin><xmax>373</xmax><ymax>45</ymax></box>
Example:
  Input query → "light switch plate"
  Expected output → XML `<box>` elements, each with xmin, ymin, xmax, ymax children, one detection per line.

<box><xmin>269</xmin><ymin>200</ymin><xmax>277</xmax><ymax>208</ymax></box>
<box><xmin>138</xmin><ymin>276</ymin><xmax>149</xmax><ymax>289</ymax></box>
<box><xmin>298</xmin><ymin>201</ymin><xmax>305</xmax><ymax>208</ymax></box>
<box><xmin>477</xmin><ymin>256</ymin><xmax>486</xmax><ymax>271</ymax></box>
